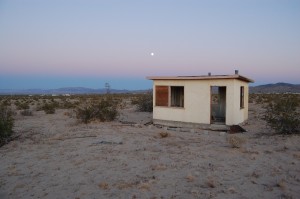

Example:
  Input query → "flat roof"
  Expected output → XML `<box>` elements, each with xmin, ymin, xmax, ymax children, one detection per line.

<box><xmin>146</xmin><ymin>74</ymin><xmax>254</xmax><ymax>83</ymax></box>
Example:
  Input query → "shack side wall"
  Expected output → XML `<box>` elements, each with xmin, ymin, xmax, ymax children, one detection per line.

<box><xmin>152</xmin><ymin>79</ymin><xmax>249</xmax><ymax>125</ymax></box>
<box><xmin>231</xmin><ymin>79</ymin><xmax>249</xmax><ymax>124</ymax></box>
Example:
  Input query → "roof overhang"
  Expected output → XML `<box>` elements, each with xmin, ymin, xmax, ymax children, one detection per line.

<box><xmin>146</xmin><ymin>74</ymin><xmax>254</xmax><ymax>83</ymax></box>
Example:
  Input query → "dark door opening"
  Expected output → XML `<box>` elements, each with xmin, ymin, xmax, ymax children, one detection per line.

<box><xmin>211</xmin><ymin>86</ymin><xmax>226</xmax><ymax>124</ymax></box>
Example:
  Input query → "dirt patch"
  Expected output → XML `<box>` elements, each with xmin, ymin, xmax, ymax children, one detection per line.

<box><xmin>0</xmin><ymin>99</ymin><xmax>299</xmax><ymax>198</ymax></box>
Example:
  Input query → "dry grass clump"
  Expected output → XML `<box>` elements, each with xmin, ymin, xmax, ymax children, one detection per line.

<box><xmin>186</xmin><ymin>174</ymin><xmax>195</xmax><ymax>182</ymax></box>
<box><xmin>116</xmin><ymin>182</ymin><xmax>134</xmax><ymax>190</ymax></box>
<box><xmin>292</xmin><ymin>152</ymin><xmax>300</xmax><ymax>159</ymax></box>
<box><xmin>150</xmin><ymin>164</ymin><xmax>167</xmax><ymax>171</ymax></box>
<box><xmin>159</xmin><ymin>132</ymin><xmax>170</xmax><ymax>138</ymax></box>
<box><xmin>227</xmin><ymin>135</ymin><xmax>246</xmax><ymax>148</ymax></box>
<box><xmin>276</xmin><ymin>179</ymin><xmax>286</xmax><ymax>190</ymax></box>
<box><xmin>98</xmin><ymin>182</ymin><xmax>109</xmax><ymax>190</ymax></box>
<box><xmin>138</xmin><ymin>182</ymin><xmax>151</xmax><ymax>190</ymax></box>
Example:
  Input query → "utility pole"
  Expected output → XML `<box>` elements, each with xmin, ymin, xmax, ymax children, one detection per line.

<box><xmin>105</xmin><ymin>83</ymin><xmax>110</xmax><ymax>94</ymax></box>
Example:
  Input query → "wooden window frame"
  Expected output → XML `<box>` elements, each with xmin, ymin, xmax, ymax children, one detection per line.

<box><xmin>155</xmin><ymin>85</ymin><xmax>184</xmax><ymax>108</ymax></box>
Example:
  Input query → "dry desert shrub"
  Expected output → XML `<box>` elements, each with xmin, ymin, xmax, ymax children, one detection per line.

<box><xmin>263</xmin><ymin>94</ymin><xmax>300</xmax><ymax>134</ymax></box>
<box><xmin>0</xmin><ymin>98</ymin><xmax>11</xmax><ymax>106</ymax></box>
<box><xmin>60</xmin><ymin>100</ymin><xmax>77</xmax><ymax>109</ymax></box>
<box><xmin>249</xmin><ymin>94</ymin><xmax>255</xmax><ymax>103</ymax></box>
<box><xmin>227</xmin><ymin>135</ymin><xmax>246</xmax><ymax>148</ymax></box>
<box><xmin>14</xmin><ymin>101</ymin><xmax>29</xmax><ymax>110</ymax></box>
<box><xmin>42</xmin><ymin>102</ymin><xmax>57</xmax><ymax>114</ymax></box>
<box><xmin>159</xmin><ymin>131</ymin><xmax>170</xmax><ymax>138</ymax></box>
<box><xmin>64</xmin><ymin>111</ymin><xmax>70</xmax><ymax>116</ymax></box>
<box><xmin>0</xmin><ymin>105</ymin><xmax>14</xmax><ymax>146</ymax></box>
<box><xmin>20</xmin><ymin>109</ymin><xmax>33</xmax><ymax>116</ymax></box>
<box><xmin>76</xmin><ymin>97</ymin><xmax>118</xmax><ymax>124</ymax></box>
<box><xmin>132</xmin><ymin>92</ymin><xmax>153</xmax><ymax>112</ymax></box>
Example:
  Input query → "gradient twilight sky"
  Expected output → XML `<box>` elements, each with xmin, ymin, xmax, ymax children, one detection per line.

<box><xmin>0</xmin><ymin>0</ymin><xmax>300</xmax><ymax>89</ymax></box>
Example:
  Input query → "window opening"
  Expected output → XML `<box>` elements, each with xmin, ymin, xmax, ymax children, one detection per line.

<box><xmin>240</xmin><ymin>86</ymin><xmax>244</xmax><ymax>108</ymax></box>
<box><xmin>171</xmin><ymin>86</ymin><xmax>184</xmax><ymax>107</ymax></box>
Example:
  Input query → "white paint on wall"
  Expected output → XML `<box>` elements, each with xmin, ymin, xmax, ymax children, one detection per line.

<box><xmin>152</xmin><ymin>79</ymin><xmax>250</xmax><ymax>125</ymax></box>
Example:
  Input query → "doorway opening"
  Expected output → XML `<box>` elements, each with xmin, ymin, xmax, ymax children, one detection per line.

<box><xmin>211</xmin><ymin>86</ymin><xmax>226</xmax><ymax>124</ymax></box>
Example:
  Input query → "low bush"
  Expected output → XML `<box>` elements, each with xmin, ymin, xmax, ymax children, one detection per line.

<box><xmin>1</xmin><ymin>99</ymin><xmax>11</xmax><ymax>106</ymax></box>
<box><xmin>76</xmin><ymin>105</ymin><xmax>95</xmax><ymax>124</ymax></box>
<box><xmin>21</xmin><ymin>109</ymin><xmax>33</xmax><ymax>116</ymax></box>
<box><xmin>42</xmin><ymin>103</ymin><xmax>57</xmax><ymax>114</ymax></box>
<box><xmin>76</xmin><ymin>98</ymin><xmax>118</xmax><ymax>124</ymax></box>
<box><xmin>0</xmin><ymin>105</ymin><xmax>14</xmax><ymax>145</ymax></box>
<box><xmin>94</xmin><ymin>99</ymin><xmax>119</xmax><ymax>121</ymax></box>
<box><xmin>134</xmin><ymin>93</ymin><xmax>153</xmax><ymax>112</ymax></box>
<box><xmin>59</xmin><ymin>100</ymin><xmax>77</xmax><ymax>109</ymax></box>
<box><xmin>15</xmin><ymin>101</ymin><xmax>30</xmax><ymax>110</ymax></box>
<box><xmin>263</xmin><ymin>94</ymin><xmax>300</xmax><ymax>134</ymax></box>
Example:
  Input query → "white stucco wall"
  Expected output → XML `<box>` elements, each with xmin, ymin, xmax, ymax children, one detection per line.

<box><xmin>152</xmin><ymin>79</ymin><xmax>249</xmax><ymax>125</ymax></box>
<box><xmin>230</xmin><ymin>80</ymin><xmax>249</xmax><ymax>124</ymax></box>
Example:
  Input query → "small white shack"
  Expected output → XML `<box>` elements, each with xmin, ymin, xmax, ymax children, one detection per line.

<box><xmin>147</xmin><ymin>71</ymin><xmax>254</xmax><ymax>127</ymax></box>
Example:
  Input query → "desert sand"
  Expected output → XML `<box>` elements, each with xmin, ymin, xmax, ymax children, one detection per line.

<box><xmin>0</xmin><ymin>98</ymin><xmax>299</xmax><ymax>199</ymax></box>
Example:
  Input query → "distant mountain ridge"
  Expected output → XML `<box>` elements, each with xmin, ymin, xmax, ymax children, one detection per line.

<box><xmin>250</xmin><ymin>83</ymin><xmax>300</xmax><ymax>93</ymax></box>
<box><xmin>0</xmin><ymin>87</ymin><xmax>150</xmax><ymax>95</ymax></box>
<box><xmin>0</xmin><ymin>83</ymin><xmax>299</xmax><ymax>95</ymax></box>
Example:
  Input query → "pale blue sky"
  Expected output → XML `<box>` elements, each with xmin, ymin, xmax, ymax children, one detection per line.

<box><xmin>0</xmin><ymin>0</ymin><xmax>299</xmax><ymax>89</ymax></box>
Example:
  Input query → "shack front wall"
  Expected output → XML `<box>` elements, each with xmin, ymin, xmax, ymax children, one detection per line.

<box><xmin>152</xmin><ymin>79</ymin><xmax>249</xmax><ymax>125</ymax></box>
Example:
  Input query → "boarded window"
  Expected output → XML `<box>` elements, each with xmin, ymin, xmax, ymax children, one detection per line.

<box><xmin>171</xmin><ymin>86</ymin><xmax>184</xmax><ymax>107</ymax></box>
<box><xmin>240</xmin><ymin>86</ymin><xmax>244</xmax><ymax>108</ymax></box>
<box><xmin>155</xmin><ymin>86</ymin><xmax>169</xmax><ymax>106</ymax></box>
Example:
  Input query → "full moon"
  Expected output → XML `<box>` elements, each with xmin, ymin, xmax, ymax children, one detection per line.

<box><xmin>150</xmin><ymin>52</ymin><xmax>154</xmax><ymax>56</ymax></box>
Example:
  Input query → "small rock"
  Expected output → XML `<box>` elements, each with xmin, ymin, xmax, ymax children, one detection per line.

<box><xmin>228</xmin><ymin>187</ymin><xmax>236</xmax><ymax>193</ymax></box>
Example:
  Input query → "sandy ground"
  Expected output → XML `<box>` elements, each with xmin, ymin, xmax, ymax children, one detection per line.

<box><xmin>0</xmin><ymin>101</ymin><xmax>299</xmax><ymax>199</ymax></box>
